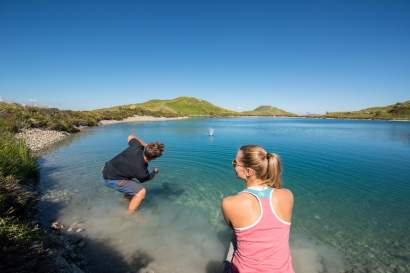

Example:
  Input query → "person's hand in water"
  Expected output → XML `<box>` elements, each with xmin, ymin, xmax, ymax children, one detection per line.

<box><xmin>153</xmin><ymin>167</ymin><xmax>160</xmax><ymax>174</ymax></box>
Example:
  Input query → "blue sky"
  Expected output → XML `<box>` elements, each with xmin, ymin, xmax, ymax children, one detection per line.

<box><xmin>0</xmin><ymin>0</ymin><xmax>409</xmax><ymax>114</ymax></box>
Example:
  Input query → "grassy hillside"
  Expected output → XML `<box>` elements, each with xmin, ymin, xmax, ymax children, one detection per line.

<box><xmin>325</xmin><ymin>101</ymin><xmax>410</xmax><ymax>120</ymax></box>
<box><xmin>241</xmin><ymin>105</ymin><xmax>296</xmax><ymax>116</ymax></box>
<box><xmin>106</xmin><ymin>96</ymin><xmax>238</xmax><ymax>116</ymax></box>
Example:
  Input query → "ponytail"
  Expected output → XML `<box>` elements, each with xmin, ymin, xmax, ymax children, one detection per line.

<box><xmin>263</xmin><ymin>153</ymin><xmax>282</xmax><ymax>188</ymax></box>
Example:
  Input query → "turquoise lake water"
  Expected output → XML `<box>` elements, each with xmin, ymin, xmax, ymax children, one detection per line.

<box><xmin>38</xmin><ymin>118</ymin><xmax>410</xmax><ymax>273</ymax></box>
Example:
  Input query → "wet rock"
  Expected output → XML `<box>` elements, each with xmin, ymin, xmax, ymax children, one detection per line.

<box><xmin>55</xmin><ymin>255</ymin><xmax>72</xmax><ymax>270</ymax></box>
<box><xmin>69</xmin><ymin>252</ymin><xmax>78</xmax><ymax>259</ymax></box>
<box><xmin>70</xmin><ymin>263</ymin><xmax>85</xmax><ymax>273</ymax></box>
<box><xmin>138</xmin><ymin>268</ymin><xmax>155</xmax><ymax>273</ymax></box>
<box><xmin>41</xmin><ymin>189</ymin><xmax>73</xmax><ymax>202</ymax></box>
<box><xmin>51</xmin><ymin>221</ymin><xmax>64</xmax><ymax>231</ymax></box>
<box><xmin>77</xmin><ymin>240</ymin><xmax>86</xmax><ymax>248</ymax></box>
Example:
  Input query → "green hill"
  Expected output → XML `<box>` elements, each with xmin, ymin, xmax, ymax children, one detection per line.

<box><xmin>241</xmin><ymin>105</ymin><xmax>296</xmax><ymax>116</ymax></box>
<box><xmin>325</xmin><ymin>100</ymin><xmax>410</xmax><ymax>120</ymax></box>
<box><xmin>104</xmin><ymin>96</ymin><xmax>238</xmax><ymax>117</ymax></box>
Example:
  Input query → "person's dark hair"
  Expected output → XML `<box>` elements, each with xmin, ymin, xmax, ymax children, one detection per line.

<box><xmin>144</xmin><ymin>142</ymin><xmax>164</xmax><ymax>160</ymax></box>
<box><xmin>239</xmin><ymin>144</ymin><xmax>282</xmax><ymax>188</ymax></box>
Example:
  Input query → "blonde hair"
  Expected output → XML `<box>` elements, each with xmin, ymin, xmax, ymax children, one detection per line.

<box><xmin>239</xmin><ymin>145</ymin><xmax>282</xmax><ymax>188</ymax></box>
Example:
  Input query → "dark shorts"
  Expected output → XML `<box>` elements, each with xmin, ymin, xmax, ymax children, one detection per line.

<box><xmin>102</xmin><ymin>177</ymin><xmax>145</xmax><ymax>196</ymax></box>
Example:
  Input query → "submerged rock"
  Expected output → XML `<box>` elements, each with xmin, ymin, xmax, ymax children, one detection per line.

<box><xmin>138</xmin><ymin>268</ymin><xmax>155</xmax><ymax>273</ymax></box>
<box><xmin>51</xmin><ymin>221</ymin><xmax>64</xmax><ymax>231</ymax></box>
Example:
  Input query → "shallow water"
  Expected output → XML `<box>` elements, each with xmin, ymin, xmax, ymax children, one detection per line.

<box><xmin>38</xmin><ymin>118</ymin><xmax>410</xmax><ymax>273</ymax></box>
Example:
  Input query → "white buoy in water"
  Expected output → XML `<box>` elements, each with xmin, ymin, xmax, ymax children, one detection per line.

<box><xmin>208</xmin><ymin>128</ymin><xmax>214</xmax><ymax>136</ymax></box>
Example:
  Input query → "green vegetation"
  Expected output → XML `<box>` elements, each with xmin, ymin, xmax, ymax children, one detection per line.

<box><xmin>106</xmin><ymin>96</ymin><xmax>239</xmax><ymax>116</ymax></box>
<box><xmin>0</xmin><ymin>132</ymin><xmax>37</xmax><ymax>180</ymax></box>
<box><xmin>241</xmin><ymin>105</ymin><xmax>296</xmax><ymax>116</ymax></box>
<box><xmin>325</xmin><ymin>101</ymin><xmax>410</xmax><ymax>120</ymax></box>
<box><xmin>0</xmin><ymin>101</ymin><xmax>99</xmax><ymax>133</ymax></box>
<box><xmin>0</xmin><ymin>115</ymin><xmax>56</xmax><ymax>271</ymax></box>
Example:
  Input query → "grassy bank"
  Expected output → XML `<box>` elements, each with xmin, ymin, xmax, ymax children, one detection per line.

<box><xmin>0</xmin><ymin>101</ymin><xmax>185</xmax><ymax>135</ymax></box>
<box><xmin>0</xmin><ymin>119</ymin><xmax>60</xmax><ymax>271</ymax></box>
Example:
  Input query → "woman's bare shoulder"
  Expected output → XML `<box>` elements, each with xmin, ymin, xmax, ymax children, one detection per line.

<box><xmin>272</xmin><ymin>188</ymin><xmax>294</xmax><ymax>204</ymax></box>
<box><xmin>222</xmin><ymin>192</ymin><xmax>256</xmax><ymax>211</ymax></box>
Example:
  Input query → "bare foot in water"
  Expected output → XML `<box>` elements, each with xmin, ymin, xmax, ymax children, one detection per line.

<box><xmin>123</xmin><ymin>193</ymin><xmax>133</xmax><ymax>202</ymax></box>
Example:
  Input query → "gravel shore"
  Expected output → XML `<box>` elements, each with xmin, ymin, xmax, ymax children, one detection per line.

<box><xmin>16</xmin><ymin>128</ymin><xmax>70</xmax><ymax>152</ymax></box>
<box><xmin>99</xmin><ymin>115</ymin><xmax>188</xmax><ymax>125</ymax></box>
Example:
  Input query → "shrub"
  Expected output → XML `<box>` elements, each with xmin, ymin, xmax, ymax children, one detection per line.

<box><xmin>0</xmin><ymin>132</ymin><xmax>37</xmax><ymax>180</ymax></box>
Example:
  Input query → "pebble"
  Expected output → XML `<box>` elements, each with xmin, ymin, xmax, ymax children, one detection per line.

<box><xmin>77</xmin><ymin>240</ymin><xmax>86</xmax><ymax>248</ymax></box>
<box><xmin>138</xmin><ymin>268</ymin><xmax>155</xmax><ymax>273</ymax></box>
<box><xmin>51</xmin><ymin>221</ymin><xmax>64</xmax><ymax>230</ymax></box>
<box><xmin>41</xmin><ymin>189</ymin><xmax>73</xmax><ymax>202</ymax></box>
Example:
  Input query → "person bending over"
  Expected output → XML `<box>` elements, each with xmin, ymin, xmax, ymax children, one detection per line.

<box><xmin>102</xmin><ymin>134</ymin><xmax>164</xmax><ymax>214</ymax></box>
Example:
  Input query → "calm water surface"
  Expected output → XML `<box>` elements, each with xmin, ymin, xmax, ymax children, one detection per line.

<box><xmin>38</xmin><ymin>118</ymin><xmax>410</xmax><ymax>273</ymax></box>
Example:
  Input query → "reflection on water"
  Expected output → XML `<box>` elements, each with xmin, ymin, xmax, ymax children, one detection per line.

<box><xmin>39</xmin><ymin>118</ymin><xmax>410</xmax><ymax>273</ymax></box>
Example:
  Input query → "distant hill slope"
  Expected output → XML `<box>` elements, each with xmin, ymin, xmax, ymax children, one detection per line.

<box><xmin>241</xmin><ymin>105</ymin><xmax>296</xmax><ymax>116</ymax></box>
<box><xmin>325</xmin><ymin>101</ymin><xmax>410</xmax><ymax>120</ymax></box>
<box><xmin>104</xmin><ymin>96</ymin><xmax>238</xmax><ymax>116</ymax></box>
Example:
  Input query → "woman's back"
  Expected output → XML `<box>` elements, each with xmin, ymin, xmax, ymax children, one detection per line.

<box><xmin>223</xmin><ymin>187</ymin><xmax>294</xmax><ymax>273</ymax></box>
<box><xmin>222</xmin><ymin>144</ymin><xmax>294</xmax><ymax>273</ymax></box>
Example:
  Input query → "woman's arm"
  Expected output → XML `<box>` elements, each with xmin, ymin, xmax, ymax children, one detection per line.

<box><xmin>221</xmin><ymin>197</ymin><xmax>234</xmax><ymax>226</ymax></box>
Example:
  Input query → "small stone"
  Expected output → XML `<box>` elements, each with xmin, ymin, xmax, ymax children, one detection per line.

<box><xmin>138</xmin><ymin>268</ymin><xmax>155</xmax><ymax>273</ymax></box>
<box><xmin>51</xmin><ymin>221</ymin><xmax>63</xmax><ymax>230</ymax></box>
<box><xmin>70</xmin><ymin>263</ymin><xmax>85</xmax><ymax>273</ymax></box>
<box><xmin>77</xmin><ymin>240</ymin><xmax>86</xmax><ymax>248</ymax></box>
<box><xmin>76</xmin><ymin>228</ymin><xmax>84</xmax><ymax>233</ymax></box>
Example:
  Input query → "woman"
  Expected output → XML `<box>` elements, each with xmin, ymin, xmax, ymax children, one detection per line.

<box><xmin>222</xmin><ymin>145</ymin><xmax>294</xmax><ymax>273</ymax></box>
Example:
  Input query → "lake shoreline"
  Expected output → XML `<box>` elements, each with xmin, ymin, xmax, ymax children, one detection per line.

<box><xmin>16</xmin><ymin>115</ymin><xmax>409</xmax><ymax>153</ymax></box>
<box><xmin>16</xmin><ymin>116</ymin><xmax>190</xmax><ymax>152</ymax></box>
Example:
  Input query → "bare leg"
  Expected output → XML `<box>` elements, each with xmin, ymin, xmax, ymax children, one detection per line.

<box><xmin>127</xmin><ymin>188</ymin><xmax>146</xmax><ymax>214</ymax></box>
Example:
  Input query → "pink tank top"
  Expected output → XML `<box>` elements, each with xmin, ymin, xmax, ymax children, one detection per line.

<box><xmin>231</xmin><ymin>187</ymin><xmax>294</xmax><ymax>273</ymax></box>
